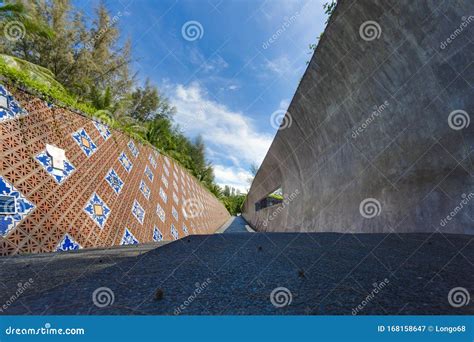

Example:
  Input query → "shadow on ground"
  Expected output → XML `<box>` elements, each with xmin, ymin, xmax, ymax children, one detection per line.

<box><xmin>1</xmin><ymin>231</ymin><xmax>473</xmax><ymax>315</ymax></box>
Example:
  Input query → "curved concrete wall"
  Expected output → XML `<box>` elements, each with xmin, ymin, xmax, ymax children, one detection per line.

<box><xmin>243</xmin><ymin>0</ymin><xmax>474</xmax><ymax>234</ymax></box>
<box><xmin>0</xmin><ymin>85</ymin><xmax>229</xmax><ymax>255</ymax></box>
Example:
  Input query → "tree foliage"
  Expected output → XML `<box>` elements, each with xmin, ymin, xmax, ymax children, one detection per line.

<box><xmin>221</xmin><ymin>186</ymin><xmax>246</xmax><ymax>216</ymax></box>
<box><xmin>0</xmin><ymin>0</ymin><xmax>225</xmax><ymax>202</ymax></box>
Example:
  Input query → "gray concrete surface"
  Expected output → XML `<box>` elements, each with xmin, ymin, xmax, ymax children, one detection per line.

<box><xmin>216</xmin><ymin>216</ymin><xmax>253</xmax><ymax>233</ymax></box>
<box><xmin>0</xmin><ymin>233</ymin><xmax>472</xmax><ymax>315</ymax></box>
<box><xmin>242</xmin><ymin>0</ymin><xmax>474</xmax><ymax>234</ymax></box>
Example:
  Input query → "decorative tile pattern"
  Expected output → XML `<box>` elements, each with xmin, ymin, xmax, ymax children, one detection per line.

<box><xmin>57</xmin><ymin>234</ymin><xmax>81</xmax><ymax>251</ymax></box>
<box><xmin>153</xmin><ymin>226</ymin><xmax>163</xmax><ymax>242</ymax></box>
<box><xmin>128</xmin><ymin>140</ymin><xmax>139</xmax><ymax>158</ymax></box>
<box><xmin>84</xmin><ymin>193</ymin><xmax>110</xmax><ymax>229</ymax></box>
<box><xmin>182</xmin><ymin>223</ymin><xmax>189</xmax><ymax>236</ymax></box>
<box><xmin>156</xmin><ymin>203</ymin><xmax>166</xmax><ymax>223</ymax></box>
<box><xmin>35</xmin><ymin>151</ymin><xmax>75</xmax><ymax>184</ymax></box>
<box><xmin>172</xmin><ymin>206</ymin><xmax>179</xmax><ymax>221</ymax></box>
<box><xmin>119</xmin><ymin>152</ymin><xmax>133</xmax><ymax>173</ymax></box>
<box><xmin>144</xmin><ymin>165</ymin><xmax>154</xmax><ymax>182</ymax></box>
<box><xmin>72</xmin><ymin>128</ymin><xmax>97</xmax><ymax>157</ymax></box>
<box><xmin>0</xmin><ymin>85</ymin><xmax>230</xmax><ymax>255</ymax></box>
<box><xmin>132</xmin><ymin>199</ymin><xmax>145</xmax><ymax>225</ymax></box>
<box><xmin>0</xmin><ymin>85</ymin><xmax>27</xmax><ymax>122</ymax></box>
<box><xmin>161</xmin><ymin>175</ymin><xmax>169</xmax><ymax>189</ymax></box>
<box><xmin>149</xmin><ymin>154</ymin><xmax>157</xmax><ymax>169</ymax></box>
<box><xmin>170</xmin><ymin>223</ymin><xmax>179</xmax><ymax>240</ymax></box>
<box><xmin>105</xmin><ymin>168</ymin><xmax>124</xmax><ymax>194</ymax></box>
<box><xmin>121</xmin><ymin>228</ymin><xmax>139</xmax><ymax>245</ymax></box>
<box><xmin>93</xmin><ymin>121</ymin><xmax>111</xmax><ymax>140</ymax></box>
<box><xmin>139</xmin><ymin>180</ymin><xmax>151</xmax><ymax>200</ymax></box>
<box><xmin>172</xmin><ymin>192</ymin><xmax>179</xmax><ymax>205</ymax></box>
<box><xmin>159</xmin><ymin>187</ymin><xmax>167</xmax><ymax>204</ymax></box>
<box><xmin>0</xmin><ymin>176</ymin><xmax>35</xmax><ymax>236</ymax></box>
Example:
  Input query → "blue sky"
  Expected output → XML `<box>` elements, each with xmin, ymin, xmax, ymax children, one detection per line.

<box><xmin>74</xmin><ymin>0</ymin><xmax>328</xmax><ymax>192</ymax></box>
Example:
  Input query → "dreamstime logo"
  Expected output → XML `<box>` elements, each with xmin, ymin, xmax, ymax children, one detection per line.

<box><xmin>182</xmin><ymin>198</ymin><xmax>204</xmax><ymax>218</ymax></box>
<box><xmin>448</xmin><ymin>287</ymin><xmax>470</xmax><ymax>308</ymax></box>
<box><xmin>352</xmin><ymin>278</ymin><xmax>390</xmax><ymax>315</ymax></box>
<box><xmin>359</xmin><ymin>20</ymin><xmax>381</xmax><ymax>41</ymax></box>
<box><xmin>448</xmin><ymin>110</ymin><xmax>470</xmax><ymax>130</ymax></box>
<box><xmin>174</xmin><ymin>278</ymin><xmax>212</xmax><ymax>315</ymax></box>
<box><xmin>4</xmin><ymin>20</ymin><xmax>25</xmax><ymax>41</ymax></box>
<box><xmin>262</xmin><ymin>189</ymin><xmax>300</xmax><ymax>227</ymax></box>
<box><xmin>440</xmin><ymin>192</ymin><xmax>474</xmax><ymax>228</ymax></box>
<box><xmin>440</xmin><ymin>16</ymin><xmax>474</xmax><ymax>50</ymax></box>
<box><xmin>351</xmin><ymin>101</ymin><xmax>389</xmax><ymax>139</ymax></box>
<box><xmin>262</xmin><ymin>12</ymin><xmax>300</xmax><ymax>49</ymax></box>
<box><xmin>359</xmin><ymin>198</ymin><xmax>381</xmax><ymax>218</ymax></box>
<box><xmin>270</xmin><ymin>110</ymin><xmax>292</xmax><ymax>130</ymax></box>
<box><xmin>181</xmin><ymin>21</ymin><xmax>204</xmax><ymax>41</ymax></box>
<box><xmin>270</xmin><ymin>287</ymin><xmax>292</xmax><ymax>308</ymax></box>
<box><xmin>0</xmin><ymin>278</ymin><xmax>34</xmax><ymax>313</ymax></box>
<box><xmin>85</xmin><ymin>12</ymin><xmax>123</xmax><ymax>49</ymax></box>
<box><xmin>92</xmin><ymin>287</ymin><xmax>114</xmax><ymax>308</ymax></box>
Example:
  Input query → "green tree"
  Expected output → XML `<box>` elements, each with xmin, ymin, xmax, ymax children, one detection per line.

<box><xmin>0</xmin><ymin>0</ymin><xmax>224</xmax><ymax>201</ymax></box>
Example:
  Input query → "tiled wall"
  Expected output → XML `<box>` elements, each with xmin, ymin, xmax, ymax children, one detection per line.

<box><xmin>0</xmin><ymin>85</ymin><xmax>230</xmax><ymax>255</ymax></box>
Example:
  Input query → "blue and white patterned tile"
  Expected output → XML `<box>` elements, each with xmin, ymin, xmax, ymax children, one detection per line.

<box><xmin>144</xmin><ymin>165</ymin><xmax>154</xmax><ymax>182</ymax></box>
<box><xmin>182</xmin><ymin>223</ymin><xmax>189</xmax><ymax>236</ymax></box>
<box><xmin>121</xmin><ymin>228</ymin><xmax>139</xmax><ymax>245</ymax></box>
<box><xmin>163</xmin><ymin>164</ymin><xmax>170</xmax><ymax>177</ymax></box>
<box><xmin>148</xmin><ymin>154</ymin><xmax>157</xmax><ymax>169</ymax></box>
<box><xmin>0</xmin><ymin>176</ymin><xmax>35</xmax><ymax>236</ymax></box>
<box><xmin>84</xmin><ymin>193</ymin><xmax>110</xmax><ymax>229</ymax></box>
<box><xmin>56</xmin><ymin>233</ymin><xmax>81</xmax><ymax>251</ymax></box>
<box><xmin>172</xmin><ymin>192</ymin><xmax>179</xmax><ymax>205</ymax></box>
<box><xmin>153</xmin><ymin>226</ymin><xmax>163</xmax><ymax>242</ymax></box>
<box><xmin>127</xmin><ymin>140</ymin><xmax>139</xmax><ymax>158</ymax></box>
<box><xmin>164</xmin><ymin>156</ymin><xmax>170</xmax><ymax>167</ymax></box>
<box><xmin>119</xmin><ymin>152</ymin><xmax>133</xmax><ymax>173</ymax></box>
<box><xmin>105</xmin><ymin>168</ymin><xmax>124</xmax><ymax>194</ymax></box>
<box><xmin>72</xmin><ymin>128</ymin><xmax>97</xmax><ymax>157</ymax></box>
<box><xmin>170</xmin><ymin>223</ymin><xmax>179</xmax><ymax>240</ymax></box>
<box><xmin>0</xmin><ymin>84</ymin><xmax>28</xmax><ymax>123</ymax></box>
<box><xmin>35</xmin><ymin>151</ymin><xmax>75</xmax><ymax>184</ymax></box>
<box><xmin>139</xmin><ymin>180</ymin><xmax>150</xmax><ymax>200</ymax></box>
<box><xmin>172</xmin><ymin>206</ymin><xmax>179</xmax><ymax>221</ymax></box>
<box><xmin>161</xmin><ymin>175</ymin><xmax>168</xmax><ymax>189</ymax></box>
<box><xmin>173</xmin><ymin>179</ymin><xmax>178</xmax><ymax>190</ymax></box>
<box><xmin>93</xmin><ymin>121</ymin><xmax>111</xmax><ymax>140</ymax></box>
<box><xmin>159</xmin><ymin>187</ymin><xmax>167</xmax><ymax>204</ymax></box>
<box><xmin>156</xmin><ymin>203</ymin><xmax>166</xmax><ymax>223</ymax></box>
<box><xmin>132</xmin><ymin>199</ymin><xmax>145</xmax><ymax>225</ymax></box>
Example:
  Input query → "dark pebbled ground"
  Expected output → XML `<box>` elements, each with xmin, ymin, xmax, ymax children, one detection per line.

<box><xmin>0</xmin><ymin>233</ymin><xmax>472</xmax><ymax>315</ymax></box>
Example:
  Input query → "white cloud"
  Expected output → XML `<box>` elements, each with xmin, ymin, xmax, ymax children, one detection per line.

<box><xmin>189</xmin><ymin>48</ymin><xmax>229</xmax><ymax>73</ymax></box>
<box><xmin>264</xmin><ymin>55</ymin><xmax>293</xmax><ymax>77</ymax></box>
<box><xmin>279</xmin><ymin>98</ymin><xmax>290</xmax><ymax>110</ymax></box>
<box><xmin>170</xmin><ymin>82</ymin><xmax>273</xmax><ymax>166</ymax></box>
<box><xmin>261</xmin><ymin>0</ymin><xmax>327</xmax><ymax>48</ymax></box>
<box><xmin>214</xmin><ymin>164</ymin><xmax>252</xmax><ymax>193</ymax></box>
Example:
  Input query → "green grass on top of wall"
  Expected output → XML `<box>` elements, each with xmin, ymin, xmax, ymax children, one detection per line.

<box><xmin>0</xmin><ymin>54</ymin><xmax>99</xmax><ymax>116</ymax></box>
<box><xmin>0</xmin><ymin>54</ymin><xmax>224</xmax><ymax>201</ymax></box>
